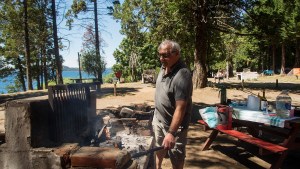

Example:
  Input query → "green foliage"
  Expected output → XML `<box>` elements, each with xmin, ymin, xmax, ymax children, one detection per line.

<box><xmin>48</xmin><ymin>78</ymin><xmax>73</xmax><ymax>86</ymax></box>
<box><xmin>243</xmin><ymin>0</ymin><xmax>300</xmax><ymax>70</ymax></box>
<box><xmin>5</xmin><ymin>79</ymin><xmax>23</xmax><ymax>93</ymax></box>
<box><xmin>122</xmin><ymin>75</ymin><xmax>133</xmax><ymax>83</ymax></box>
<box><xmin>103</xmin><ymin>73</ymin><xmax>115</xmax><ymax>83</ymax></box>
<box><xmin>112</xmin><ymin>0</ymin><xmax>177</xmax><ymax>81</ymax></box>
<box><xmin>81</xmin><ymin>49</ymin><xmax>106</xmax><ymax>79</ymax></box>
<box><xmin>112</xmin><ymin>63</ymin><xmax>123</xmax><ymax>73</ymax></box>
<box><xmin>0</xmin><ymin>0</ymin><xmax>55</xmax><ymax>91</ymax></box>
<box><xmin>112</xmin><ymin>0</ymin><xmax>300</xmax><ymax>80</ymax></box>
<box><xmin>112</xmin><ymin>0</ymin><xmax>259</xmax><ymax>84</ymax></box>
<box><xmin>80</xmin><ymin>23</ymin><xmax>107</xmax><ymax>79</ymax></box>
<box><xmin>0</xmin><ymin>0</ymin><xmax>299</xmax><ymax>92</ymax></box>
<box><xmin>65</xmin><ymin>0</ymin><xmax>87</xmax><ymax>29</ymax></box>
<box><xmin>0</xmin><ymin>56</ymin><xmax>14</xmax><ymax>78</ymax></box>
<box><xmin>63</xmin><ymin>78</ymin><xmax>73</xmax><ymax>84</ymax></box>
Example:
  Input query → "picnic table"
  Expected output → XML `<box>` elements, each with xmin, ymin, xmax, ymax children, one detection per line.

<box><xmin>199</xmin><ymin>106</ymin><xmax>300</xmax><ymax>169</ymax></box>
<box><xmin>69</xmin><ymin>78</ymin><xmax>98</xmax><ymax>83</ymax></box>
<box><xmin>236</xmin><ymin>71</ymin><xmax>259</xmax><ymax>80</ymax></box>
<box><xmin>69</xmin><ymin>78</ymin><xmax>101</xmax><ymax>91</ymax></box>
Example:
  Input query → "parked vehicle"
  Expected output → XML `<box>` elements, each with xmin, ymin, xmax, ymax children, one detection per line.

<box><xmin>262</xmin><ymin>70</ymin><xmax>274</xmax><ymax>76</ymax></box>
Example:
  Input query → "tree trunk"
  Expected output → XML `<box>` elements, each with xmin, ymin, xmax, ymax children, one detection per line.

<box><xmin>41</xmin><ymin>2</ymin><xmax>48</xmax><ymax>89</ymax></box>
<box><xmin>226</xmin><ymin>61</ymin><xmax>229</xmax><ymax>79</ymax></box>
<box><xmin>294</xmin><ymin>37</ymin><xmax>300</xmax><ymax>68</ymax></box>
<box><xmin>23</xmin><ymin>0</ymin><xmax>33</xmax><ymax>90</ymax></box>
<box><xmin>17</xmin><ymin>57</ymin><xmax>26</xmax><ymax>92</ymax></box>
<box><xmin>280</xmin><ymin>42</ymin><xmax>286</xmax><ymax>75</ymax></box>
<box><xmin>268</xmin><ymin>45</ymin><xmax>273</xmax><ymax>70</ymax></box>
<box><xmin>94</xmin><ymin>0</ymin><xmax>103</xmax><ymax>83</ymax></box>
<box><xmin>43</xmin><ymin>48</ymin><xmax>48</xmax><ymax>89</ymax></box>
<box><xmin>227</xmin><ymin>58</ymin><xmax>234</xmax><ymax>78</ymax></box>
<box><xmin>131</xmin><ymin>67</ymin><xmax>134</xmax><ymax>82</ymax></box>
<box><xmin>39</xmin><ymin>48</ymin><xmax>44</xmax><ymax>90</ymax></box>
<box><xmin>36</xmin><ymin>57</ymin><xmax>41</xmax><ymax>90</ymax></box>
<box><xmin>51</xmin><ymin>67</ymin><xmax>57</xmax><ymax>84</ymax></box>
<box><xmin>261</xmin><ymin>51</ymin><xmax>264</xmax><ymax>71</ymax></box>
<box><xmin>272</xmin><ymin>43</ymin><xmax>276</xmax><ymax>72</ymax></box>
<box><xmin>185</xmin><ymin>54</ymin><xmax>192</xmax><ymax>69</ymax></box>
<box><xmin>192</xmin><ymin>0</ymin><xmax>208</xmax><ymax>89</ymax></box>
<box><xmin>78</xmin><ymin>52</ymin><xmax>82</xmax><ymax>82</ymax></box>
<box><xmin>40</xmin><ymin>52</ymin><xmax>44</xmax><ymax>90</ymax></box>
<box><xmin>51</xmin><ymin>0</ymin><xmax>63</xmax><ymax>84</ymax></box>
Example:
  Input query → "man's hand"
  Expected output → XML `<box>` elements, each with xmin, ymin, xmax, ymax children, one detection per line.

<box><xmin>162</xmin><ymin>133</ymin><xmax>176</xmax><ymax>150</ymax></box>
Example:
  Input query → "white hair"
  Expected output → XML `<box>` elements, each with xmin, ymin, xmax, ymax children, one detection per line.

<box><xmin>158</xmin><ymin>40</ymin><xmax>181</xmax><ymax>54</ymax></box>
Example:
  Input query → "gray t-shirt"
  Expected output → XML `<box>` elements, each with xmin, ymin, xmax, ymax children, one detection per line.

<box><xmin>154</xmin><ymin>60</ymin><xmax>193</xmax><ymax>129</ymax></box>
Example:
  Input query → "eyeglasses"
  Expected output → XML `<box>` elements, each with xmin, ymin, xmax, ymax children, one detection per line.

<box><xmin>158</xmin><ymin>51</ymin><xmax>176</xmax><ymax>58</ymax></box>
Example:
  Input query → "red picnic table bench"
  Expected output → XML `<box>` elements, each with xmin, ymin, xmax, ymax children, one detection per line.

<box><xmin>198</xmin><ymin>105</ymin><xmax>300</xmax><ymax>169</ymax></box>
<box><xmin>198</xmin><ymin>119</ymin><xmax>289</xmax><ymax>169</ymax></box>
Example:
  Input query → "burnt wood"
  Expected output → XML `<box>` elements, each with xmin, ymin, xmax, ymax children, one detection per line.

<box><xmin>71</xmin><ymin>147</ymin><xmax>131</xmax><ymax>169</ymax></box>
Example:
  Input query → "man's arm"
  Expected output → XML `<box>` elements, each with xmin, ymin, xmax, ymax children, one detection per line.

<box><xmin>169</xmin><ymin>100</ymin><xmax>187</xmax><ymax>133</ymax></box>
<box><xmin>162</xmin><ymin>100</ymin><xmax>187</xmax><ymax>149</ymax></box>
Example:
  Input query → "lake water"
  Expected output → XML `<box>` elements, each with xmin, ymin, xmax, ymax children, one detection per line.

<box><xmin>0</xmin><ymin>69</ymin><xmax>112</xmax><ymax>94</ymax></box>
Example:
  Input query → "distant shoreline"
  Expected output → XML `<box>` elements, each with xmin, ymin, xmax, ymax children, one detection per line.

<box><xmin>0</xmin><ymin>68</ymin><xmax>112</xmax><ymax>94</ymax></box>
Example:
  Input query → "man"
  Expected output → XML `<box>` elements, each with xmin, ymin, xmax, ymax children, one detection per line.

<box><xmin>152</xmin><ymin>40</ymin><xmax>193</xmax><ymax>169</ymax></box>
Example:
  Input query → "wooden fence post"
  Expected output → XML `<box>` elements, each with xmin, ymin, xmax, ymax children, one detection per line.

<box><xmin>241</xmin><ymin>79</ymin><xmax>244</xmax><ymax>91</ymax></box>
<box><xmin>114</xmin><ymin>84</ymin><xmax>117</xmax><ymax>96</ymax></box>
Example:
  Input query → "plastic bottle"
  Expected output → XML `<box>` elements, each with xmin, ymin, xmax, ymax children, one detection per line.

<box><xmin>260</xmin><ymin>90</ymin><xmax>268</xmax><ymax>114</ymax></box>
<box><xmin>276</xmin><ymin>90</ymin><xmax>292</xmax><ymax>118</ymax></box>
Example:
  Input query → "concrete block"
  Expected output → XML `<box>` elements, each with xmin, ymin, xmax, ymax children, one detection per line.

<box><xmin>0</xmin><ymin>148</ymin><xmax>32</xmax><ymax>169</ymax></box>
<box><xmin>5</xmin><ymin>100</ymin><xmax>32</xmax><ymax>151</ymax></box>
<box><xmin>31</xmin><ymin>148</ymin><xmax>62</xmax><ymax>169</ymax></box>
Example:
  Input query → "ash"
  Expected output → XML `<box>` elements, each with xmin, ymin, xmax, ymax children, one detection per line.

<box><xmin>118</xmin><ymin>131</ymin><xmax>151</xmax><ymax>154</ymax></box>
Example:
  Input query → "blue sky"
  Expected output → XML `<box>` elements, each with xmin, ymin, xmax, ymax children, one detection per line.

<box><xmin>59</xmin><ymin>0</ymin><xmax>124</xmax><ymax>68</ymax></box>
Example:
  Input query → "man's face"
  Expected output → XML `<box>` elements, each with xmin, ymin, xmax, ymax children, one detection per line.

<box><xmin>158</xmin><ymin>44</ymin><xmax>177</xmax><ymax>67</ymax></box>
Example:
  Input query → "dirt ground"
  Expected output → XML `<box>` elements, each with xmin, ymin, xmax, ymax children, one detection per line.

<box><xmin>0</xmin><ymin>75</ymin><xmax>300</xmax><ymax>168</ymax></box>
<box><xmin>95</xmin><ymin>77</ymin><xmax>300</xmax><ymax>169</ymax></box>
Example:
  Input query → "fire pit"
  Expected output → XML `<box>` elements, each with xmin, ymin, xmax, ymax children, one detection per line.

<box><xmin>77</xmin><ymin>104</ymin><xmax>155</xmax><ymax>168</ymax></box>
<box><xmin>0</xmin><ymin>92</ymin><xmax>155</xmax><ymax>169</ymax></box>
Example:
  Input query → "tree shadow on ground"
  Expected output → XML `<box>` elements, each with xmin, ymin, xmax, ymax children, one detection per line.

<box><xmin>212</xmin><ymin>144</ymin><xmax>266</xmax><ymax>169</ymax></box>
<box><xmin>185</xmin><ymin>124</ymin><xmax>253</xmax><ymax>169</ymax></box>
<box><xmin>189</xmin><ymin>84</ymin><xmax>300</xmax><ymax>168</ymax></box>
<box><xmin>186</xmin><ymin>123</ymin><xmax>300</xmax><ymax>169</ymax></box>
<box><xmin>212</xmin><ymin>143</ymin><xmax>300</xmax><ymax>169</ymax></box>
<box><xmin>97</xmin><ymin>87</ymin><xmax>141</xmax><ymax>98</ymax></box>
<box><xmin>186</xmin><ymin>121</ymin><xmax>300</xmax><ymax>169</ymax></box>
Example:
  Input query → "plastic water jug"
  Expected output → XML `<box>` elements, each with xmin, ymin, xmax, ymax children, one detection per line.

<box><xmin>276</xmin><ymin>90</ymin><xmax>292</xmax><ymax>118</ymax></box>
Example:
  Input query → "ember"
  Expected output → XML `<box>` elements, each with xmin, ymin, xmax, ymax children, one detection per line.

<box><xmin>81</xmin><ymin>104</ymin><xmax>155</xmax><ymax>168</ymax></box>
